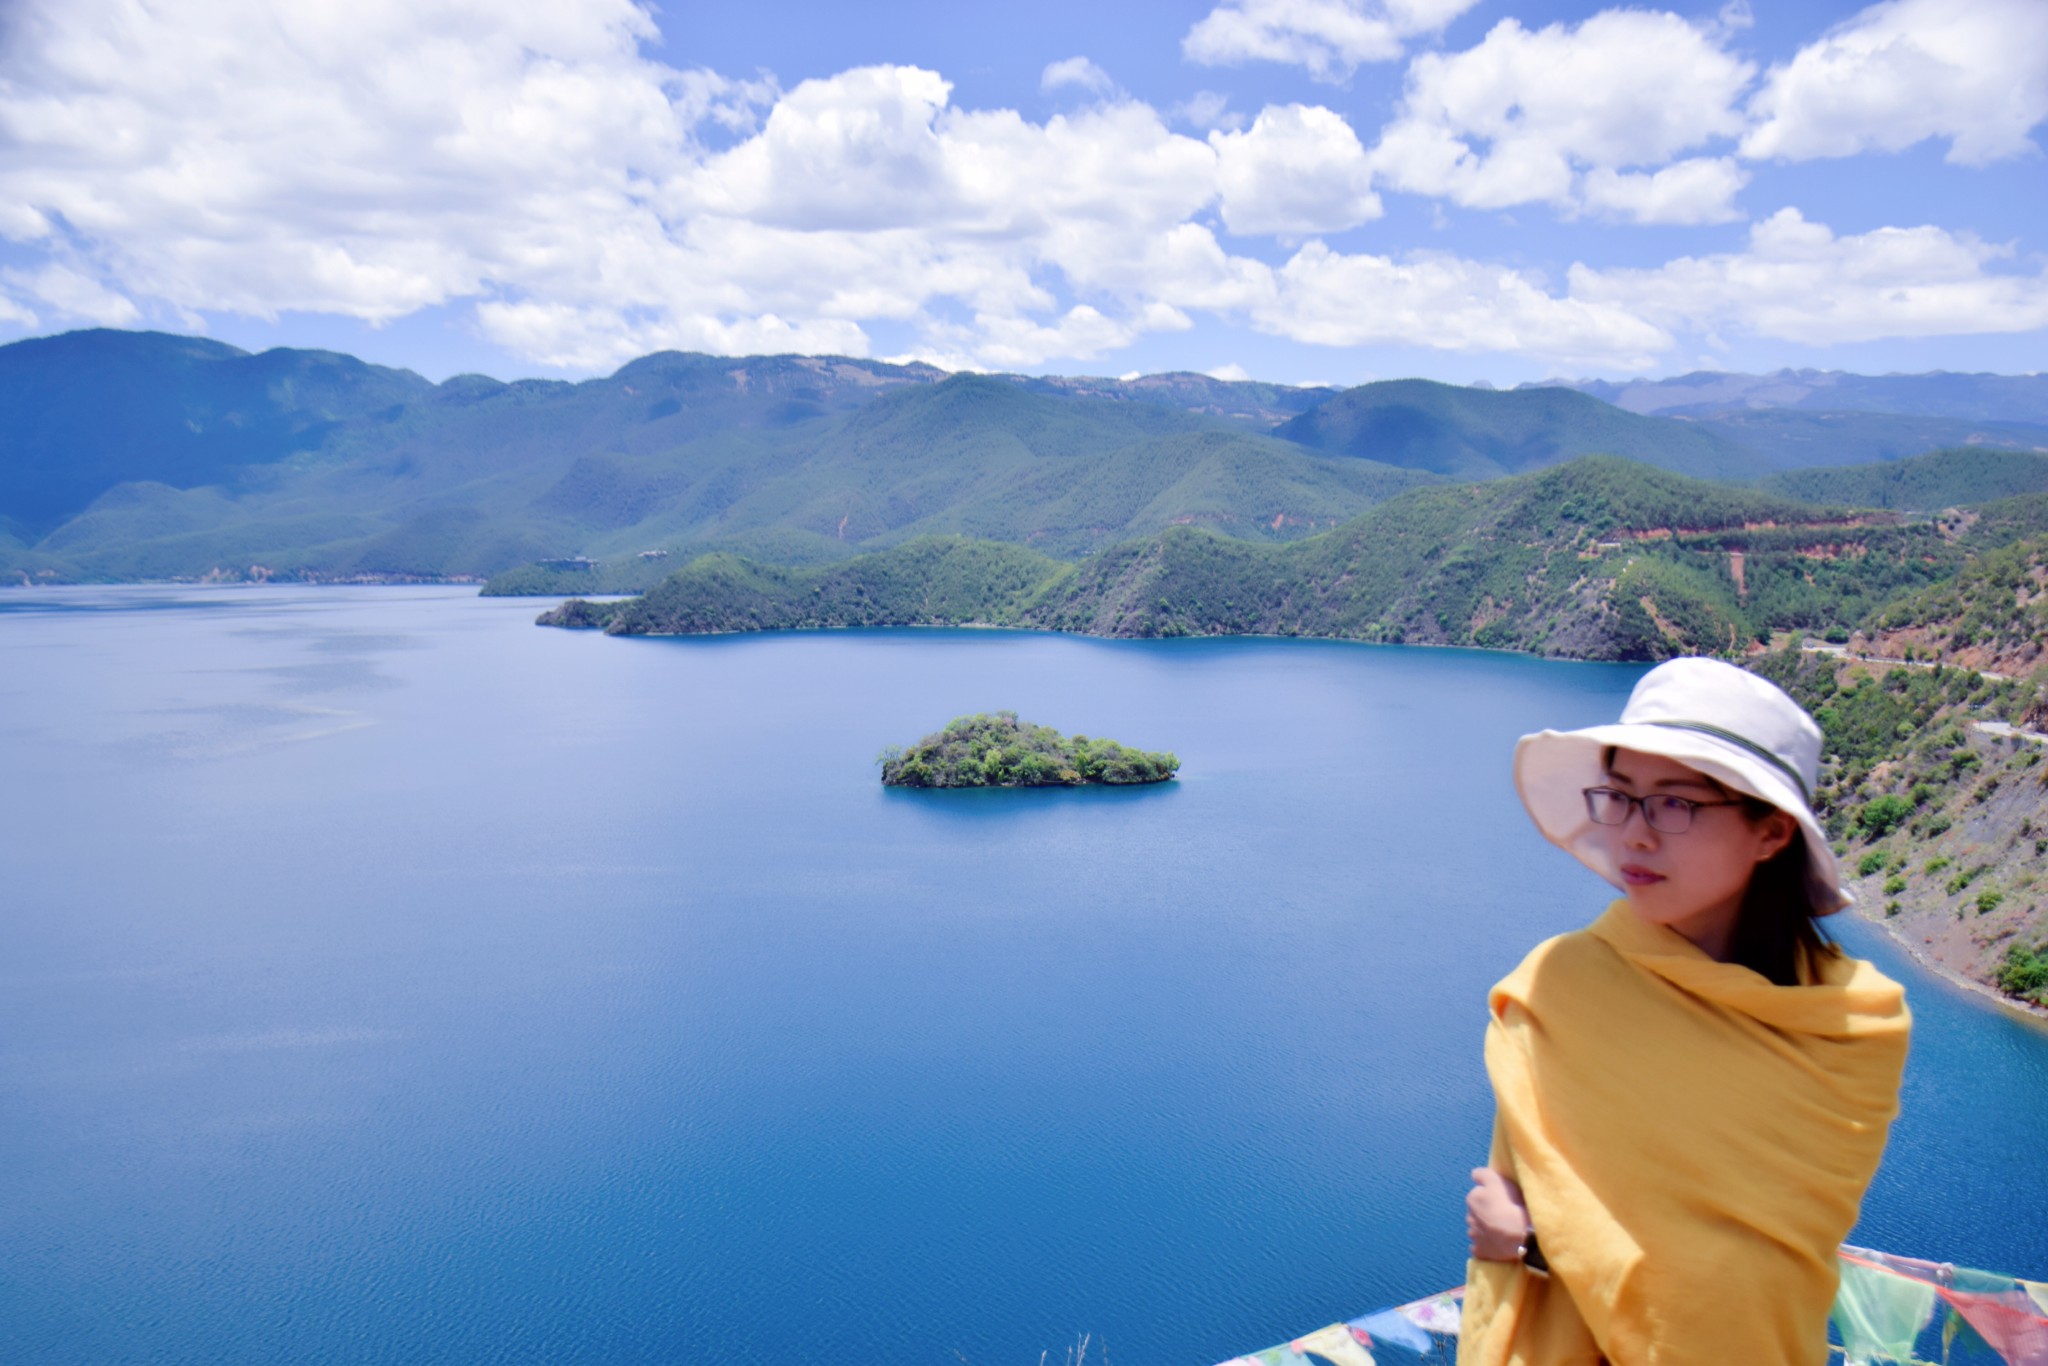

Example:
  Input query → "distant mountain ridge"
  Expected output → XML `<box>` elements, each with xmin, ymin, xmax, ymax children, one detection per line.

<box><xmin>1538</xmin><ymin>368</ymin><xmax>2048</xmax><ymax>422</ymax></box>
<box><xmin>1275</xmin><ymin>378</ymin><xmax>1766</xmax><ymax>481</ymax></box>
<box><xmin>0</xmin><ymin>332</ymin><xmax>1433</xmax><ymax>582</ymax></box>
<box><xmin>1531</xmin><ymin>369</ymin><xmax>2048</xmax><ymax>471</ymax></box>
<box><xmin>8</xmin><ymin>329</ymin><xmax>2048</xmax><ymax>585</ymax></box>
<box><xmin>0</xmin><ymin>329</ymin><xmax>431</xmax><ymax>540</ymax></box>
<box><xmin>1761</xmin><ymin>447</ymin><xmax>2048</xmax><ymax>510</ymax></box>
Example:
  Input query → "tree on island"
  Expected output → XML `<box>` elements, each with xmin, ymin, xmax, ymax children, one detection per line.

<box><xmin>879</xmin><ymin>712</ymin><xmax>1178</xmax><ymax>788</ymax></box>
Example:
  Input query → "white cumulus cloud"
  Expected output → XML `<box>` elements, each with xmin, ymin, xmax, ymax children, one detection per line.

<box><xmin>1578</xmin><ymin>158</ymin><xmax>1749</xmax><ymax>226</ymax></box>
<box><xmin>1041</xmin><ymin>57</ymin><xmax>1117</xmax><ymax>96</ymax></box>
<box><xmin>0</xmin><ymin>0</ymin><xmax>2043</xmax><ymax>376</ymax></box>
<box><xmin>1182</xmin><ymin>0</ymin><xmax>1481</xmax><ymax>81</ymax></box>
<box><xmin>1370</xmin><ymin>9</ymin><xmax>1754</xmax><ymax>223</ymax></box>
<box><xmin>0</xmin><ymin>0</ymin><xmax>767</xmax><ymax>336</ymax></box>
<box><xmin>1255</xmin><ymin>241</ymin><xmax>1672</xmax><ymax>367</ymax></box>
<box><xmin>1742</xmin><ymin>0</ymin><xmax>2048</xmax><ymax>165</ymax></box>
<box><xmin>1210</xmin><ymin>105</ymin><xmax>1380</xmax><ymax>236</ymax></box>
<box><xmin>1570</xmin><ymin>209</ymin><xmax>2048</xmax><ymax>345</ymax></box>
<box><xmin>3</xmin><ymin>263</ymin><xmax>140</xmax><ymax>325</ymax></box>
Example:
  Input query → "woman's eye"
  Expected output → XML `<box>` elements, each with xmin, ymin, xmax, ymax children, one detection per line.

<box><xmin>1648</xmin><ymin>796</ymin><xmax>1690</xmax><ymax>817</ymax></box>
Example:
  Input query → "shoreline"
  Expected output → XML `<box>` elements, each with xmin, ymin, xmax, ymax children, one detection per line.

<box><xmin>3</xmin><ymin>574</ymin><xmax>486</xmax><ymax>589</ymax></box>
<box><xmin>1849</xmin><ymin>904</ymin><xmax>2048</xmax><ymax>1024</ymax></box>
<box><xmin>594</xmin><ymin>616</ymin><xmax>1641</xmax><ymax>665</ymax></box>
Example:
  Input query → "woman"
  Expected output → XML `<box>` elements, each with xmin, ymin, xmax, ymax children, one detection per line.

<box><xmin>1458</xmin><ymin>657</ymin><xmax>1911</xmax><ymax>1366</ymax></box>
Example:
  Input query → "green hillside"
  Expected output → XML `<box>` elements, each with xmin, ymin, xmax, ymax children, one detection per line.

<box><xmin>0</xmin><ymin>329</ymin><xmax>431</xmax><ymax>540</ymax></box>
<box><xmin>1009</xmin><ymin>371</ymin><xmax>1333</xmax><ymax>430</ymax></box>
<box><xmin>1559</xmin><ymin>368</ymin><xmax>2048</xmax><ymax>424</ymax></box>
<box><xmin>560</xmin><ymin>456</ymin><xmax>1998</xmax><ymax>660</ymax></box>
<box><xmin>1761</xmin><ymin>447</ymin><xmax>2048</xmax><ymax>509</ymax></box>
<box><xmin>703</xmin><ymin>373</ymin><xmax>1429</xmax><ymax>552</ymax></box>
<box><xmin>5</xmin><ymin>345</ymin><xmax>1434</xmax><ymax>582</ymax></box>
<box><xmin>1695</xmin><ymin>412</ymin><xmax>2048</xmax><ymax>471</ymax></box>
<box><xmin>1024</xmin><ymin>457</ymin><xmax>1917</xmax><ymax>655</ymax></box>
<box><xmin>539</xmin><ymin>537</ymin><xmax>1072</xmax><ymax>634</ymax></box>
<box><xmin>16</xmin><ymin>331</ymin><xmax>2048</xmax><ymax>588</ymax></box>
<box><xmin>1748</xmin><ymin>648</ymin><xmax>2048</xmax><ymax>1009</ymax></box>
<box><xmin>1275</xmin><ymin>379</ymin><xmax>1766</xmax><ymax>482</ymax></box>
<box><xmin>1857</xmin><ymin>534</ymin><xmax>2048</xmax><ymax>678</ymax></box>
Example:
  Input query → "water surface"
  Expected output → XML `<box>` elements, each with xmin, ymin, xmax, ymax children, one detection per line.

<box><xmin>1</xmin><ymin>586</ymin><xmax>2042</xmax><ymax>1365</ymax></box>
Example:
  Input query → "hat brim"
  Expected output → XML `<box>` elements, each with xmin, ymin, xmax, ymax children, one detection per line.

<box><xmin>1515</xmin><ymin>722</ymin><xmax>1848</xmax><ymax>914</ymax></box>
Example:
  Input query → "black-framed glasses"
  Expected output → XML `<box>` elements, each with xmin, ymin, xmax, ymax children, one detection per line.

<box><xmin>1582</xmin><ymin>786</ymin><xmax>1744</xmax><ymax>834</ymax></box>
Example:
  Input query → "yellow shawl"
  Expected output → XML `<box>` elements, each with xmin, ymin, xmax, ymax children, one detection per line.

<box><xmin>1458</xmin><ymin>902</ymin><xmax>1910</xmax><ymax>1366</ymax></box>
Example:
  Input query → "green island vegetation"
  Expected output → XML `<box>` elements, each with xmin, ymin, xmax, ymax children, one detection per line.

<box><xmin>878</xmin><ymin>712</ymin><xmax>1178</xmax><ymax>788</ymax></box>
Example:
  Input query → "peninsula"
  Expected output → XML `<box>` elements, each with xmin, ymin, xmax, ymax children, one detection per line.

<box><xmin>880</xmin><ymin>713</ymin><xmax>1178</xmax><ymax>788</ymax></box>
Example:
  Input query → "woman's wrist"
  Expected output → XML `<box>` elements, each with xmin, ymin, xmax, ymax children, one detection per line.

<box><xmin>1466</xmin><ymin>1167</ymin><xmax>1533</xmax><ymax>1260</ymax></box>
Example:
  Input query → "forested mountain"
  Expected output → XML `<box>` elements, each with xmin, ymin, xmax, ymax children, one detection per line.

<box><xmin>1690</xmin><ymin>412</ymin><xmax>2048</xmax><ymax>470</ymax></box>
<box><xmin>1859</xmin><ymin>534</ymin><xmax>2048</xmax><ymax>679</ymax></box>
<box><xmin>4</xmin><ymin>333</ymin><xmax>1441</xmax><ymax>583</ymax></box>
<box><xmin>1007</xmin><ymin>371</ymin><xmax>1334</xmax><ymax>429</ymax></box>
<box><xmin>10</xmin><ymin>330</ymin><xmax>2048</xmax><ymax>587</ymax></box>
<box><xmin>1537</xmin><ymin>369</ymin><xmax>2048</xmax><ymax>470</ymax></box>
<box><xmin>0</xmin><ymin>329</ymin><xmax>431</xmax><ymax>540</ymax></box>
<box><xmin>1273</xmin><ymin>379</ymin><xmax>1767</xmax><ymax>481</ymax></box>
<box><xmin>1548</xmin><ymin>368</ymin><xmax>2048</xmax><ymax>423</ymax></box>
<box><xmin>1761</xmin><ymin>447</ymin><xmax>2048</xmax><ymax>509</ymax></box>
<box><xmin>551</xmin><ymin>455</ymin><xmax>2048</xmax><ymax>661</ymax></box>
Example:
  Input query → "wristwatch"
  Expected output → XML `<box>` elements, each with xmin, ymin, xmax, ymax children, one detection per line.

<box><xmin>1517</xmin><ymin>1229</ymin><xmax>1551</xmax><ymax>1278</ymax></box>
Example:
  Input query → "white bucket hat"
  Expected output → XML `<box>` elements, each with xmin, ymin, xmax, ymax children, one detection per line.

<box><xmin>1514</xmin><ymin>657</ymin><xmax>1848</xmax><ymax>914</ymax></box>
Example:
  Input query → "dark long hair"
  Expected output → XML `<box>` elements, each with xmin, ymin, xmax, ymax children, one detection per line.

<box><xmin>1602</xmin><ymin>746</ymin><xmax>1833</xmax><ymax>986</ymax></box>
<box><xmin>1726</xmin><ymin>809</ymin><xmax>1834</xmax><ymax>987</ymax></box>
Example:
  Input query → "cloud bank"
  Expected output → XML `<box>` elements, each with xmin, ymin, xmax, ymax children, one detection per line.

<box><xmin>0</xmin><ymin>0</ymin><xmax>2042</xmax><ymax>374</ymax></box>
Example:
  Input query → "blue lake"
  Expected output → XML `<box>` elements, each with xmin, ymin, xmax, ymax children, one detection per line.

<box><xmin>2</xmin><ymin>585</ymin><xmax>2044</xmax><ymax>1366</ymax></box>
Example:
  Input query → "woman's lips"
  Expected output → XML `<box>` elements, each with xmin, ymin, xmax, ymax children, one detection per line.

<box><xmin>1620</xmin><ymin>864</ymin><xmax>1666</xmax><ymax>886</ymax></box>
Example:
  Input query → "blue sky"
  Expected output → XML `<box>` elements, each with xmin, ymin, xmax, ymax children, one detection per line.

<box><xmin>0</xmin><ymin>0</ymin><xmax>2043</xmax><ymax>386</ymax></box>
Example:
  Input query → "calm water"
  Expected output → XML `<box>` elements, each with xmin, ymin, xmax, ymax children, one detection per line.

<box><xmin>1</xmin><ymin>586</ymin><xmax>2043</xmax><ymax>1366</ymax></box>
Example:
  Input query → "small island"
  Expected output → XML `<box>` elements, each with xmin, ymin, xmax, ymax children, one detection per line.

<box><xmin>880</xmin><ymin>712</ymin><xmax>1179</xmax><ymax>788</ymax></box>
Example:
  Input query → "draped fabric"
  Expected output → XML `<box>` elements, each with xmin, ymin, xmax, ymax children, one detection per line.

<box><xmin>1832</xmin><ymin>1255</ymin><xmax>1938</xmax><ymax>1363</ymax></box>
<box><xmin>1457</xmin><ymin>902</ymin><xmax>1911</xmax><ymax>1366</ymax></box>
<box><xmin>1217</xmin><ymin>1249</ymin><xmax>2048</xmax><ymax>1366</ymax></box>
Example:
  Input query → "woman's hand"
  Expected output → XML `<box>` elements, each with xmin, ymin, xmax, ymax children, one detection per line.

<box><xmin>1466</xmin><ymin>1167</ymin><xmax>1531</xmax><ymax>1262</ymax></box>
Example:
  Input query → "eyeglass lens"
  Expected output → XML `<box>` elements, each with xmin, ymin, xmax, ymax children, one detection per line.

<box><xmin>1583</xmin><ymin>788</ymin><xmax>1695</xmax><ymax>833</ymax></box>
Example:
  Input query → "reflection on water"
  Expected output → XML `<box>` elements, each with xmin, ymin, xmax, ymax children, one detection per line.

<box><xmin>0</xmin><ymin>585</ymin><xmax>2042</xmax><ymax>1366</ymax></box>
<box><xmin>123</xmin><ymin>701</ymin><xmax>375</xmax><ymax>761</ymax></box>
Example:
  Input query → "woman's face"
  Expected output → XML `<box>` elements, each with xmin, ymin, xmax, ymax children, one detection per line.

<box><xmin>1591</xmin><ymin>748</ymin><xmax>1795</xmax><ymax>956</ymax></box>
